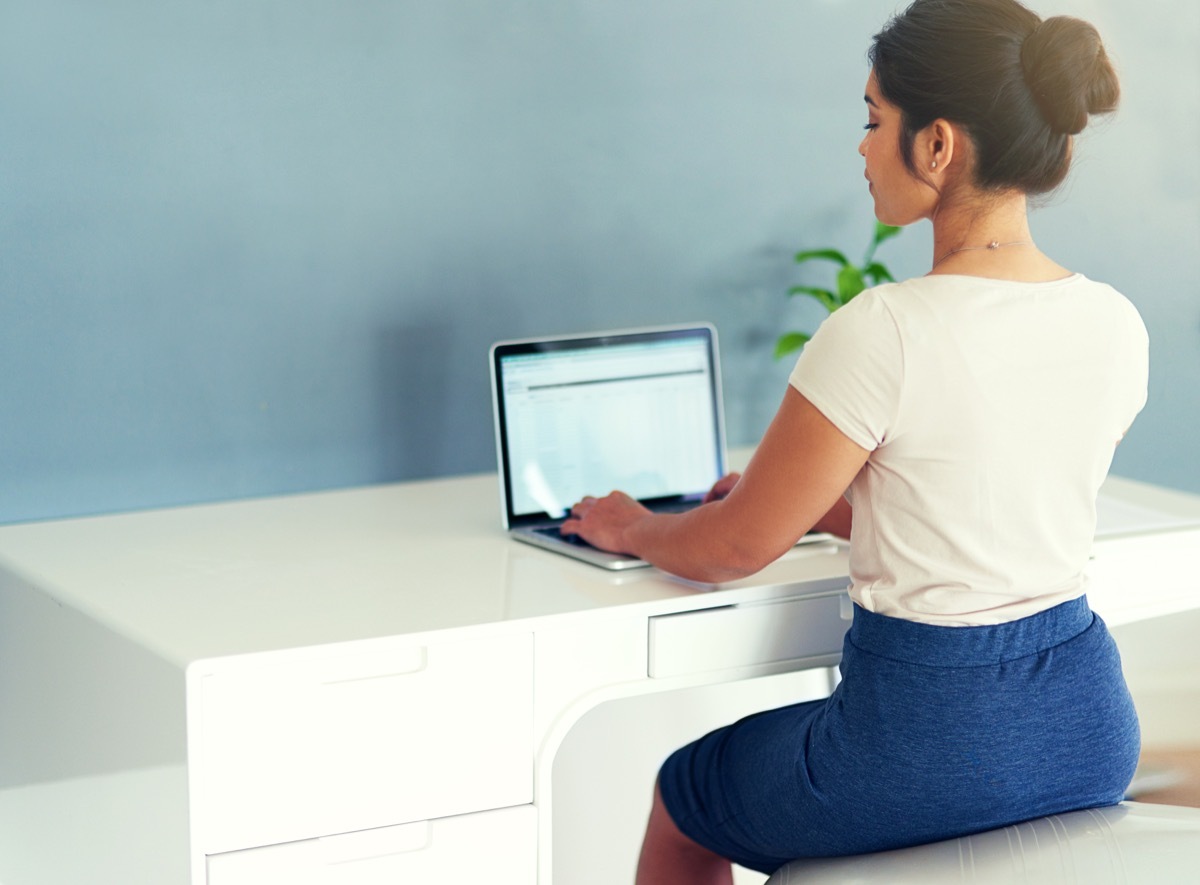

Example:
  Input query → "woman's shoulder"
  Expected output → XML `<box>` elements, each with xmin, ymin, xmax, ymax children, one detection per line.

<box><xmin>851</xmin><ymin>274</ymin><xmax>959</xmax><ymax>306</ymax></box>
<box><xmin>1069</xmin><ymin>276</ymin><xmax>1149</xmax><ymax>342</ymax></box>
<box><xmin>1067</xmin><ymin>274</ymin><xmax>1143</xmax><ymax>312</ymax></box>
<box><xmin>836</xmin><ymin>277</ymin><xmax>940</xmax><ymax>322</ymax></box>
<box><xmin>817</xmin><ymin>279</ymin><xmax>930</xmax><ymax>341</ymax></box>
<box><xmin>867</xmin><ymin>273</ymin><xmax>1147</xmax><ymax>349</ymax></box>
<box><xmin>868</xmin><ymin>272</ymin><xmax>1137</xmax><ymax>307</ymax></box>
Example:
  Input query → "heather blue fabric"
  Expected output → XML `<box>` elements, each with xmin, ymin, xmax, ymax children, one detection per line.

<box><xmin>657</xmin><ymin>596</ymin><xmax>1140</xmax><ymax>875</ymax></box>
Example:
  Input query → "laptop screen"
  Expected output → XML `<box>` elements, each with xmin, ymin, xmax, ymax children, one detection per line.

<box><xmin>491</xmin><ymin>325</ymin><xmax>726</xmax><ymax>526</ymax></box>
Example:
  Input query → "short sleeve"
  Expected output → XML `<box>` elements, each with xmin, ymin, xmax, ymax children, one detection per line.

<box><xmin>1114</xmin><ymin>293</ymin><xmax>1150</xmax><ymax>435</ymax></box>
<box><xmin>788</xmin><ymin>288</ymin><xmax>904</xmax><ymax>451</ymax></box>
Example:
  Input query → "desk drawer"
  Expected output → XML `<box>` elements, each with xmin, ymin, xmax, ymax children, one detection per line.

<box><xmin>194</xmin><ymin>633</ymin><xmax>533</xmax><ymax>854</ymax></box>
<box><xmin>207</xmin><ymin>805</ymin><xmax>536</xmax><ymax>885</ymax></box>
<box><xmin>649</xmin><ymin>590</ymin><xmax>848</xmax><ymax>679</ymax></box>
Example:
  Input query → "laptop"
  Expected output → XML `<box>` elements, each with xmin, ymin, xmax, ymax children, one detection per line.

<box><xmin>490</xmin><ymin>323</ymin><xmax>729</xmax><ymax>570</ymax></box>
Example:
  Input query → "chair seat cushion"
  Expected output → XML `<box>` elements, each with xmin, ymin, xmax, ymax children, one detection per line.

<box><xmin>765</xmin><ymin>802</ymin><xmax>1200</xmax><ymax>884</ymax></box>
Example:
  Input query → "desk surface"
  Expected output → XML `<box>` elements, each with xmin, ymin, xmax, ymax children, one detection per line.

<box><xmin>0</xmin><ymin>469</ymin><xmax>1198</xmax><ymax>666</ymax></box>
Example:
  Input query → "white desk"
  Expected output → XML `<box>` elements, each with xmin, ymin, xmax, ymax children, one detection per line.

<box><xmin>1</xmin><ymin>471</ymin><xmax>1198</xmax><ymax>884</ymax></box>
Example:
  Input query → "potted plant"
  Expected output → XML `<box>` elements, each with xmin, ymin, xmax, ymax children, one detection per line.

<box><xmin>774</xmin><ymin>221</ymin><xmax>902</xmax><ymax>359</ymax></box>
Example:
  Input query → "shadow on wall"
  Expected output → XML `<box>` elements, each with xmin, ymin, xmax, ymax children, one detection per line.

<box><xmin>376</xmin><ymin>320</ymin><xmax>502</xmax><ymax>483</ymax></box>
<box><xmin>376</xmin><ymin>322</ymin><xmax>456</xmax><ymax>481</ymax></box>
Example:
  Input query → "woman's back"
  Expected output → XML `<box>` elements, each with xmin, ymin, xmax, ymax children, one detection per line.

<box><xmin>791</xmin><ymin>273</ymin><xmax>1148</xmax><ymax>624</ymax></box>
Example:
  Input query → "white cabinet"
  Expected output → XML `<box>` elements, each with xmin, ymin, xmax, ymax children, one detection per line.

<box><xmin>191</xmin><ymin>633</ymin><xmax>534</xmax><ymax>857</ymax></box>
<box><xmin>207</xmin><ymin>805</ymin><xmax>537</xmax><ymax>885</ymax></box>
<box><xmin>648</xmin><ymin>582</ymin><xmax>848</xmax><ymax>679</ymax></box>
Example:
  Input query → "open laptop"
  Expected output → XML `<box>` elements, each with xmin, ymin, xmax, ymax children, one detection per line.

<box><xmin>490</xmin><ymin>323</ymin><xmax>727</xmax><ymax>570</ymax></box>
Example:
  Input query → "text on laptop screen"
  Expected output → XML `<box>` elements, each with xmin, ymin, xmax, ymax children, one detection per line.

<box><xmin>498</xmin><ymin>335</ymin><xmax>722</xmax><ymax>520</ymax></box>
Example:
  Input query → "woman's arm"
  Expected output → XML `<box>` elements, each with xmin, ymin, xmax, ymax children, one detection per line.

<box><xmin>814</xmin><ymin>496</ymin><xmax>853</xmax><ymax>540</ymax></box>
<box><xmin>704</xmin><ymin>473</ymin><xmax>852</xmax><ymax>537</ymax></box>
<box><xmin>560</xmin><ymin>387</ymin><xmax>869</xmax><ymax>582</ymax></box>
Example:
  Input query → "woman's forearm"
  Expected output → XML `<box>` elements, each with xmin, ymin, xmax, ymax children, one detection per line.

<box><xmin>622</xmin><ymin>501</ymin><xmax>793</xmax><ymax>584</ymax></box>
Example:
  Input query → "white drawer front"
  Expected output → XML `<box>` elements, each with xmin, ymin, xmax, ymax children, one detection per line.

<box><xmin>194</xmin><ymin>633</ymin><xmax>533</xmax><ymax>854</ymax></box>
<box><xmin>207</xmin><ymin>805</ymin><xmax>536</xmax><ymax>885</ymax></box>
<box><xmin>649</xmin><ymin>589</ymin><xmax>847</xmax><ymax>679</ymax></box>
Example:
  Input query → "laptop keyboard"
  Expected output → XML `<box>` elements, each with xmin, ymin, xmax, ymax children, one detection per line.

<box><xmin>531</xmin><ymin>499</ymin><xmax>701</xmax><ymax>550</ymax></box>
<box><xmin>533</xmin><ymin>526</ymin><xmax>595</xmax><ymax>548</ymax></box>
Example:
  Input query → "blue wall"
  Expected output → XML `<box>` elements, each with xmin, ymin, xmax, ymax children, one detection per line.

<box><xmin>2</xmin><ymin>0</ymin><xmax>1197</xmax><ymax>524</ymax></box>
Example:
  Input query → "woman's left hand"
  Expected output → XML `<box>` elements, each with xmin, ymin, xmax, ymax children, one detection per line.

<box><xmin>704</xmin><ymin>472</ymin><xmax>741</xmax><ymax>503</ymax></box>
<box><xmin>560</xmin><ymin>491</ymin><xmax>650</xmax><ymax>554</ymax></box>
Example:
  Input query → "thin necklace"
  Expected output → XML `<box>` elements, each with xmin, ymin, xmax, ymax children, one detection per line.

<box><xmin>931</xmin><ymin>239</ymin><xmax>1033</xmax><ymax>270</ymax></box>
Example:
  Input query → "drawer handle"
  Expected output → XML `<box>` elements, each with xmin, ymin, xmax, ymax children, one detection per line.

<box><xmin>319</xmin><ymin>647</ymin><xmax>428</xmax><ymax>685</ymax></box>
<box><xmin>319</xmin><ymin>820</ymin><xmax>431</xmax><ymax>864</ymax></box>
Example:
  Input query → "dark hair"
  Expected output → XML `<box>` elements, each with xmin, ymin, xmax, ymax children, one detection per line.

<box><xmin>868</xmin><ymin>0</ymin><xmax>1119</xmax><ymax>194</ymax></box>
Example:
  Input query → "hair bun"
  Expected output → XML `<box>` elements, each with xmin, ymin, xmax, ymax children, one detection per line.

<box><xmin>1021</xmin><ymin>16</ymin><xmax>1119</xmax><ymax>135</ymax></box>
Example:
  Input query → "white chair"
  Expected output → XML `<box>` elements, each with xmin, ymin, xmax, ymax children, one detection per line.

<box><xmin>765</xmin><ymin>802</ymin><xmax>1200</xmax><ymax>884</ymax></box>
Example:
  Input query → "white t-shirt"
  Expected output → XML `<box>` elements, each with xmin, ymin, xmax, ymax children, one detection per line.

<box><xmin>789</xmin><ymin>273</ymin><xmax>1149</xmax><ymax>626</ymax></box>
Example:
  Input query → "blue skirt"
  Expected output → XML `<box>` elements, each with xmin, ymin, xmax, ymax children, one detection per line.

<box><xmin>658</xmin><ymin>595</ymin><xmax>1140</xmax><ymax>874</ymax></box>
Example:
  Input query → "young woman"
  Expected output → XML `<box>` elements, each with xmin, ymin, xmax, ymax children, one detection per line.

<box><xmin>561</xmin><ymin>1</ymin><xmax>1149</xmax><ymax>882</ymax></box>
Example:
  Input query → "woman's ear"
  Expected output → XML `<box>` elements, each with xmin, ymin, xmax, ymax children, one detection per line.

<box><xmin>922</xmin><ymin>118</ymin><xmax>957</xmax><ymax>175</ymax></box>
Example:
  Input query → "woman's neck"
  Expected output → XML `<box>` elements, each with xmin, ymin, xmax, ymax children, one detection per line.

<box><xmin>927</xmin><ymin>190</ymin><xmax>1069</xmax><ymax>281</ymax></box>
<box><xmin>930</xmin><ymin>190</ymin><xmax>1032</xmax><ymax>263</ymax></box>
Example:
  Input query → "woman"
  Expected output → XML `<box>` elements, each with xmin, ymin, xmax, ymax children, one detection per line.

<box><xmin>561</xmin><ymin>1</ymin><xmax>1149</xmax><ymax>883</ymax></box>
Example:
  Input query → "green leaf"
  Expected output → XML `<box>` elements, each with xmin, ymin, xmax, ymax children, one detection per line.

<box><xmin>836</xmin><ymin>265</ymin><xmax>866</xmax><ymax>304</ymax></box>
<box><xmin>863</xmin><ymin>261</ymin><xmax>894</xmax><ymax>285</ymax></box>
<box><xmin>786</xmin><ymin>285</ymin><xmax>840</xmax><ymax>313</ymax></box>
<box><xmin>794</xmin><ymin>248</ymin><xmax>850</xmax><ymax>266</ymax></box>
<box><xmin>777</xmin><ymin>221</ymin><xmax>904</xmax><ymax>358</ymax></box>
<box><xmin>873</xmin><ymin>223</ymin><xmax>902</xmax><ymax>246</ymax></box>
<box><xmin>864</xmin><ymin>223</ymin><xmax>902</xmax><ymax>264</ymax></box>
<box><xmin>774</xmin><ymin>331</ymin><xmax>811</xmax><ymax>360</ymax></box>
